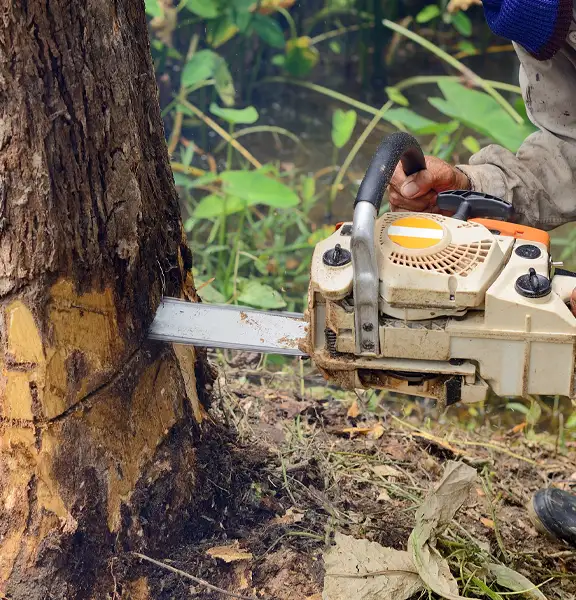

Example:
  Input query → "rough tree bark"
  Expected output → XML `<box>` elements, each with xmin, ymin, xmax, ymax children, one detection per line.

<box><xmin>0</xmin><ymin>1</ymin><xmax>217</xmax><ymax>598</ymax></box>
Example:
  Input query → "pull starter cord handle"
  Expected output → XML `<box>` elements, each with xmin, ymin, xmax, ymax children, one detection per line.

<box><xmin>351</xmin><ymin>132</ymin><xmax>426</xmax><ymax>356</ymax></box>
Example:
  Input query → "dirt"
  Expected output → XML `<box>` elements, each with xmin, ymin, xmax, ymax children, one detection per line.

<box><xmin>120</xmin><ymin>361</ymin><xmax>576</xmax><ymax>600</ymax></box>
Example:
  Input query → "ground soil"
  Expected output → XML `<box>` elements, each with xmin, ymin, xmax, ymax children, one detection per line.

<box><xmin>122</xmin><ymin>357</ymin><xmax>576</xmax><ymax>600</ymax></box>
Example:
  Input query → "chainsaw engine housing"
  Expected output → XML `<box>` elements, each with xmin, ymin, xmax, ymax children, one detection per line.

<box><xmin>303</xmin><ymin>132</ymin><xmax>576</xmax><ymax>405</ymax></box>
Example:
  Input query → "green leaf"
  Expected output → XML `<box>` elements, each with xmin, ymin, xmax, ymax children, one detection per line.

<box><xmin>301</xmin><ymin>176</ymin><xmax>316</xmax><ymax>203</ymax></box>
<box><xmin>506</xmin><ymin>402</ymin><xmax>529</xmax><ymax>415</ymax></box>
<box><xmin>514</xmin><ymin>96</ymin><xmax>530</xmax><ymax>122</ymax></box>
<box><xmin>193</xmin><ymin>194</ymin><xmax>247</xmax><ymax>219</ymax></box>
<box><xmin>462</xmin><ymin>135</ymin><xmax>481</xmax><ymax>154</ymax></box>
<box><xmin>485</xmin><ymin>563</ymin><xmax>547</xmax><ymax>600</ymax></box>
<box><xmin>252</xmin><ymin>13</ymin><xmax>285</xmax><ymax>48</ymax></box>
<box><xmin>451</xmin><ymin>11</ymin><xmax>472</xmax><ymax>37</ymax></box>
<box><xmin>386</xmin><ymin>86</ymin><xmax>409</xmax><ymax>107</ymax></box>
<box><xmin>174</xmin><ymin>171</ymin><xmax>219</xmax><ymax>190</ymax></box>
<box><xmin>331</xmin><ymin>109</ymin><xmax>357</xmax><ymax>149</ymax></box>
<box><xmin>238</xmin><ymin>281</ymin><xmax>287</xmax><ymax>309</ymax></box>
<box><xmin>181</xmin><ymin>49</ymin><xmax>220</xmax><ymax>87</ymax></box>
<box><xmin>145</xmin><ymin>0</ymin><xmax>163</xmax><ymax>18</ymax></box>
<box><xmin>197</xmin><ymin>281</ymin><xmax>226</xmax><ymax>303</ymax></box>
<box><xmin>210</xmin><ymin>103</ymin><xmax>259</xmax><ymax>124</ymax></box>
<box><xmin>526</xmin><ymin>398</ymin><xmax>542</xmax><ymax>428</ymax></box>
<box><xmin>416</xmin><ymin>4</ymin><xmax>441</xmax><ymax>23</ymax></box>
<box><xmin>182</xmin><ymin>144</ymin><xmax>195</xmax><ymax>167</ymax></box>
<box><xmin>214</xmin><ymin>59</ymin><xmax>235</xmax><ymax>106</ymax></box>
<box><xmin>271</xmin><ymin>54</ymin><xmax>285</xmax><ymax>66</ymax></box>
<box><xmin>566</xmin><ymin>412</ymin><xmax>576</xmax><ymax>429</ymax></box>
<box><xmin>385</xmin><ymin>108</ymin><xmax>438</xmax><ymax>133</ymax></box>
<box><xmin>457</xmin><ymin>40</ymin><xmax>477</xmax><ymax>55</ymax></box>
<box><xmin>329</xmin><ymin>40</ymin><xmax>342</xmax><ymax>54</ymax></box>
<box><xmin>186</xmin><ymin>0</ymin><xmax>219</xmax><ymax>18</ymax></box>
<box><xmin>220</xmin><ymin>170</ymin><xmax>300</xmax><ymax>208</ymax></box>
<box><xmin>207</xmin><ymin>14</ymin><xmax>239</xmax><ymax>47</ymax></box>
<box><xmin>428</xmin><ymin>80</ymin><xmax>536</xmax><ymax>152</ymax></box>
<box><xmin>283</xmin><ymin>37</ymin><xmax>319</xmax><ymax>77</ymax></box>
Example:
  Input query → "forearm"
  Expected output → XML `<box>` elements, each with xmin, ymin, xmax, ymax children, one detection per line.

<box><xmin>457</xmin><ymin>133</ymin><xmax>576</xmax><ymax>230</ymax></box>
<box><xmin>456</xmin><ymin>40</ymin><xmax>576</xmax><ymax>231</ymax></box>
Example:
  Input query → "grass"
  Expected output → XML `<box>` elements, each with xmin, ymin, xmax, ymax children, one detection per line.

<box><xmin>205</xmin><ymin>362</ymin><xmax>576</xmax><ymax>599</ymax></box>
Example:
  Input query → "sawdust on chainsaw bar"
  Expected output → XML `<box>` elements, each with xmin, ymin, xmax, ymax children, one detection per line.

<box><xmin>127</xmin><ymin>357</ymin><xmax>576</xmax><ymax>600</ymax></box>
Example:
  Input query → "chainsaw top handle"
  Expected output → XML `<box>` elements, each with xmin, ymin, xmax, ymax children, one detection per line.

<box><xmin>351</xmin><ymin>132</ymin><xmax>426</xmax><ymax>357</ymax></box>
<box><xmin>354</xmin><ymin>131</ymin><xmax>426</xmax><ymax>212</ymax></box>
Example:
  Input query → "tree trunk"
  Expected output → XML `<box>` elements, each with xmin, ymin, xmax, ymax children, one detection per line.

<box><xmin>0</xmin><ymin>1</ymin><xmax>215</xmax><ymax>597</ymax></box>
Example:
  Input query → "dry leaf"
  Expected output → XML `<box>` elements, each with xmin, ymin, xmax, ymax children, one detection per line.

<box><xmin>372</xmin><ymin>464</ymin><xmax>403</xmax><ymax>479</ymax></box>
<box><xmin>408</xmin><ymin>461</ymin><xmax>479</xmax><ymax>600</ymax></box>
<box><xmin>480</xmin><ymin>518</ymin><xmax>495</xmax><ymax>529</ymax></box>
<box><xmin>322</xmin><ymin>462</ymin><xmax>480</xmax><ymax>600</ymax></box>
<box><xmin>486</xmin><ymin>563</ymin><xmax>547</xmax><ymax>600</ymax></box>
<box><xmin>347</xmin><ymin>399</ymin><xmax>361</xmax><ymax>418</ymax></box>
<box><xmin>377</xmin><ymin>489</ymin><xmax>392</xmax><ymax>502</ymax></box>
<box><xmin>341</xmin><ymin>423</ymin><xmax>384</xmax><ymax>439</ymax></box>
<box><xmin>323</xmin><ymin>533</ymin><xmax>424</xmax><ymax>600</ymax></box>
<box><xmin>272</xmin><ymin>507</ymin><xmax>304</xmax><ymax>525</ymax></box>
<box><xmin>206</xmin><ymin>542</ymin><xmax>253</xmax><ymax>563</ymax></box>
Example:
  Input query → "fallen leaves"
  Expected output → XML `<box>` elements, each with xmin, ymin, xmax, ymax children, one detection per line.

<box><xmin>347</xmin><ymin>399</ymin><xmax>361</xmax><ymax>418</ymax></box>
<box><xmin>341</xmin><ymin>423</ymin><xmax>385</xmax><ymax>440</ymax></box>
<box><xmin>323</xmin><ymin>461</ymin><xmax>548</xmax><ymax>600</ymax></box>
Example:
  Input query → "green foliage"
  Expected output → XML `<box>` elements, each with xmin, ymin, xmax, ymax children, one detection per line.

<box><xmin>210</xmin><ymin>103</ymin><xmax>259</xmax><ymax>124</ymax></box>
<box><xmin>429</xmin><ymin>80</ymin><xmax>536</xmax><ymax>152</ymax></box>
<box><xmin>220</xmin><ymin>170</ymin><xmax>299</xmax><ymax>208</ymax></box>
<box><xmin>186</xmin><ymin>0</ymin><xmax>219</xmax><ymax>19</ymax></box>
<box><xmin>238</xmin><ymin>280</ymin><xmax>288</xmax><ymax>309</ymax></box>
<box><xmin>252</xmin><ymin>13</ymin><xmax>286</xmax><ymax>48</ymax></box>
<box><xmin>331</xmin><ymin>109</ymin><xmax>357</xmax><ymax>149</ymax></box>
<box><xmin>416</xmin><ymin>3</ymin><xmax>473</xmax><ymax>37</ymax></box>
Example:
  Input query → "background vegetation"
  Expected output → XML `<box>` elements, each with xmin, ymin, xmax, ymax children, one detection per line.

<box><xmin>145</xmin><ymin>0</ymin><xmax>576</xmax><ymax>440</ymax></box>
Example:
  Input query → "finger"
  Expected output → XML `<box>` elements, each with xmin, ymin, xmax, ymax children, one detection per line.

<box><xmin>400</xmin><ymin>169</ymin><xmax>435</xmax><ymax>199</ymax></box>
<box><xmin>389</xmin><ymin>190</ymin><xmax>436</xmax><ymax>211</ymax></box>
<box><xmin>390</xmin><ymin>163</ymin><xmax>408</xmax><ymax>191</ymax></box>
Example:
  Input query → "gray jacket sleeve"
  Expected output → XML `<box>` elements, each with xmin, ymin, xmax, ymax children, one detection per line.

<box><xmin>456</xmin><ymin>21</ymin><xmax>576</xmax><ymax>231</ymax></box>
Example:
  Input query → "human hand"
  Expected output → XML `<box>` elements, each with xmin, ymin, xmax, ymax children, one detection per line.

<box><xmin>388</xmin><ymin>156</ymin><xmax>471</xmax><ymax>213</ymax></box>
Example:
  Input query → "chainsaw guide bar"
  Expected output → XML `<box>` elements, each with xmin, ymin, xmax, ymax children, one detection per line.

<box><xmin>149</xmin><ymin>298</ymin><xmax>307</xmax><ymax>356</ymax></box>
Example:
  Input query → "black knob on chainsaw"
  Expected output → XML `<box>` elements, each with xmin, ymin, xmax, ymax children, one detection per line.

<box><xmin>437</xmin><ymin>190</ymin><xmax>513</xmax><ymax>221</ymax></box>
<box><xmin>515</xmin><ymin>267</ymin><xmax>551</xmax><ymax>298</ymax></box>
<box><xmin>323</xmin><ymin>243</ymin><xmax>351</xmax><ymax>267</ymax></box>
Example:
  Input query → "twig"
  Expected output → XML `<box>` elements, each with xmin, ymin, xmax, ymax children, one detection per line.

<box><xmin>132</xmin><ymin>552</ymin><xmax>260</xmax><ymax>600</ymax></box>
<box><xmin>179</xmin><ymin>99</ymin><xmax>263</xmax><ymax>169</ymax></box>
<box><xmin>327</xmin><ymin>569</ymin><xmax>417</xmax><ymax>578</ymax></box>
<box><xmin>390</xmin><ymin>415</ymin><xmax>539</xmax><ymax>466</ymax></box>
<box><xmin>167</xmin><ymin>35</ymin><xmax>199</xmax><ymax>155</ymax></box>
<box><xmin>480</xmin><ymin>474</ymin><xmax>508</xmax><ymax>562</ymax></box>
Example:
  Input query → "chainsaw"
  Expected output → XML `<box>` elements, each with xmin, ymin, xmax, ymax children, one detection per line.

<box><xmin>149</xmin><ymin>132</ymin><xmax>576</xmax><ymax>406</ymax></box>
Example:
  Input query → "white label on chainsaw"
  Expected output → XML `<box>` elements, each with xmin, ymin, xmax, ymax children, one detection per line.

<box><xmin>387</xmin><ymin>225</ymin><xmax>444</xmax><ymax>239</ymax></box>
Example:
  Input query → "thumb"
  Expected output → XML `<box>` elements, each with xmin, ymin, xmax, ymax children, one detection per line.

<box><xmin>400</xmin><ymin>170</ymin><xmax>434</xmax><ymax>199</ymax></box>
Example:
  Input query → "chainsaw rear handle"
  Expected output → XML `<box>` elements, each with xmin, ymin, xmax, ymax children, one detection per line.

<box><xmin>437</xmin><ymin>190</ymin><xmax>513</xmax><ymax>221</ymax></box>
<box><xmin>354</xmin><ymin>131</ymin><xmax>426</xmax><ymax>212</ymax></box>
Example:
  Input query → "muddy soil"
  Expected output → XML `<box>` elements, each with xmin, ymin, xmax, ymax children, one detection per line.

<box><xmin>121</xmin><ymin>360</ymin><xmax>576</xmax><ymax>600</ymax></box>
